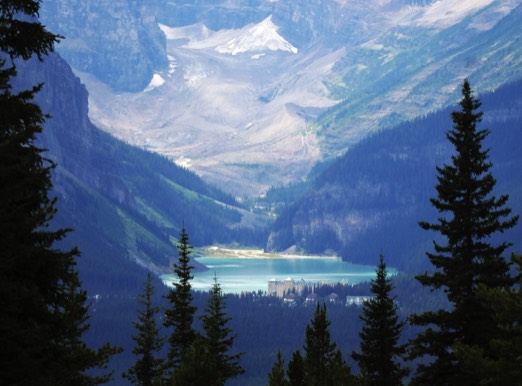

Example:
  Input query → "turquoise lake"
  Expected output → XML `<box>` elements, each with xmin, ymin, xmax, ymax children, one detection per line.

<box><xmin>161</xmin><ymin>256</ymin><xmax>381</xmax><ymax>293</ymax></box>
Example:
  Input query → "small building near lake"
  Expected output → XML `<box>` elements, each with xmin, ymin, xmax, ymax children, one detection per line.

<box><xmin>327</xmin><ymin>293</ymin><xmax>340</xmax><ymax>304</ymax></box>
<box><xmin>305</xmin><ymin>292</ymin><xmax>319</xmax><ymax>304</ymax></box>
<box><xmin>346</xmin><ymin>295</ymin><xmax>374</xmax><ymax>306</ymax></box>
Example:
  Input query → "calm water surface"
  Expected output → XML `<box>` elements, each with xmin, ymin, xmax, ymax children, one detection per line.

<box><xmin>161</xmin><ymin>256</ymin><xmax>382</xmax><ymax>293</ymax></box>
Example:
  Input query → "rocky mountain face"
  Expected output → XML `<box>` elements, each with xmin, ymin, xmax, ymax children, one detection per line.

<box><xmin>157</xmin><ymin>0</ymin><xmax>273</xmax><ymax>30</ymax></box>
<box><xmin>40</xmin><ymin>0</ymin><xmax>522</xmax><ymax>195</ymax></box>
<box><xmin>41</xmin><ymin>0</ymin><xmax>167</xmax><ymax>91</ymax></box>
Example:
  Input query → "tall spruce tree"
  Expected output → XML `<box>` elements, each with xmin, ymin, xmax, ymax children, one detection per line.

<box><xmin>172</xmin><ymin>276</ymin><xmax>244</xmax><ymax>386</ymax></box>
<box><xmin>454</xmin><ymin>253</ymin><xmax>522</xmax><ymax>385</ymax></box>
<box><xmin>268</xmin><ymin>350</ymin><xmax>289</xmax><ymax>386</ymax></box>
<box><xmin>409</xmin><ymin>79</ymin><xmax>518</xmax><ymax>385</ymax></box>
<box><xmin>304</xmin><ymin>303</ymin><xmax>353</xmax><ymax>385</ymax></box>
<box><xmin>329</xmin><ymin>349</ymin><xmax>358</xmax><ymax>385</ymax></box>
<box><xmin>0</xmin><ymin>1</ymin><xmax>119</xmax><ymax>384</ymax></box>
<box><xmin>287</xmin><ymin>350</ymin><xmax>305</xmax><ymax>386</ymax></box>
<box><xmin>352</xmin><ymin>255</ymin><xmax>408</xmax><ymax>386</ymax></box>
<box><xmin>304</xmin><ymin>303</ymin><xmax>337</xmax><ymax>385</ymax></box>
<box><xmin>170</xmin><ymin>336</ymin><xmax>212</xmax><ymax>386</ymax></box>
<box><xmin>164</xmin><ymin>226</ymin><xmax>197</xmax><ymax>373</ymax></box>
<box><xmin>123</xmin><ymin>273</ymin><xmax>164</xmax><ymax>386</ymax></box>
<box><xmin>199</xmin><ymin>275</ymin><xmax>244</xmax><ymax>385</ymax></box>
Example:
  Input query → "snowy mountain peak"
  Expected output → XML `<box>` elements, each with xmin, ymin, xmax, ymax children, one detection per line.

<box><xmin>216</xmin><ymin>15</ymin><xmax>298</xmax><ymax>55</ymax></box>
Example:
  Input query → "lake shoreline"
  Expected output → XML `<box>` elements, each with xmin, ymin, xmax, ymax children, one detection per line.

<box><xmin>162</xmin><ymin>255</ymin><xmax>377</xmax><ymax>294</ymax></box>
<box><xmin>202</xmin><ymin>246</ymin><xmax>340</xmax><ymax>260</ymax></box>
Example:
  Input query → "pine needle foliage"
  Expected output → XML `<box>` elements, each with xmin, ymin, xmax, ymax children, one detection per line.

<box><xmin>287</xmin><ymin>350</ymin><xmax>305</xmax><ymax>386</ymax></box>
<box><xmin>454</xmin><ymin>253</ymin><xmax>522</xmax><ymax>385</ymax></box>
<box><xmin>164</xmin><ymin>226</ymin><xmax>197</xmax><ymax>373</ymax></box>
<box><xmin>200</xmin><ymin>275</ymin><xmax>244</xmax><ymax>385</ymax></box>
<box><xmin>123</xmin><ymin>273</ymin><xmax>164</xmax><ymax>386</ymax></box>
<box><xmin>268</xmin><ymin>350</ymin><xmax>289</xmax><ymax>386</ymax></box>
<box><xmin>409</xmin><ymin>79</ymin><xmax>518</xmax><ymax>385</ymax></box>
<box><xmin>0</xmin><ymin>1</ymin><xmax>120</xmax><ymax>384</ymax></box>
<box><xmin>352</xmin><ymin>255</ymin><xmax>408</xmax><ymax>386</ymax></box>
<box><xmin>304</xmin><ymin>303</ymin><xmax>354</xmax><ymax>385</ymax></box>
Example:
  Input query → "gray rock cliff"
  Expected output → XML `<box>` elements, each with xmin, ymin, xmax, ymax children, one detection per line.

<box><xmin>41</xmin><ymin>0</ymin><xmax>168</xmax><ymax>91</ymax></box>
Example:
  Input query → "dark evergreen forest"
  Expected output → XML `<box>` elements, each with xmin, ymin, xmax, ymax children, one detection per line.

<box><xmin>86</xmin><ymin>272</ymin><xmax>445</xmax><ymax>385</ymax></box>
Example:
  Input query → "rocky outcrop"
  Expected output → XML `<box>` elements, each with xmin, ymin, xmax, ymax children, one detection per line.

<box><xmin>15</xmin><ymin>54</ymin><xmax>137</xmax><ymax>209</ymax></box>
<box><xmin>41</xmin><ymin>0</ymin><xmax>168</xmax><ymax>91</ymax></box>
<box><xmin>157</xmin><ymin>0</ymin><xmax>272</xmax><ymax>30</ymax></box>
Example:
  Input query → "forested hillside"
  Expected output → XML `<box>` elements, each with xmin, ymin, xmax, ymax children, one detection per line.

<box><xmin>266</xmin><ymin>79</ymin><xmax>522</xmax><ymax>272</ymax></box>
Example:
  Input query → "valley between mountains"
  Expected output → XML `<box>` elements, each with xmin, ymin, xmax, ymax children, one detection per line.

<box><xmin>28</xmin><ymin>0</ymin><xmax>522</xmax><ymax>279</ymax></box>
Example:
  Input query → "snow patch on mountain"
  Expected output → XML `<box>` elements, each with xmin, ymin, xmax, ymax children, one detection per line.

<box><xmin>467</xmin><ymin>0</ymin><xmax>521</xmax><ymax>31</ymax></box>
<box><xmin>144</xmin><ymin>74</ymin><xmax>165</xmax><ymax>92</ymax></box>
<box><xmin>159</xmin><ymin>23</ymin><xmax>212</xmax><ymax>43</ymax></box>
<box><xmin>418</xmin><ymin>0</ymin><xmax>495</xmax><ymax>28</ymax></box>
<box><xmin>215</xmin><ymin>16</ymin><xmax>298</xmax><ymax>55</ymax></box>
<box><xmin>183</xmin><ymin>64</ymin><xmax>209</xmax><ymax>88</ymax></box>
<box><xmin>167</xmin><ymin>55</ymin><xmax>178</xmax><ymax>76</ymax></box>
<box><xmin>403</xmin><ymin>0</ymin><xmax>496</xmax><ymax>29</ymax></box>
<box><xmin>161</xmin><ymin>15</ymin><xmax>298</xmax><ymax>56</ymax></box>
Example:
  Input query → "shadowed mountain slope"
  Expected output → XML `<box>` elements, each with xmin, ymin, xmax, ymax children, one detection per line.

<box><xmin>15</xmin><ymin>54</ymin><xmax>266</xmax><ymax>294</ymax></box>
<box><xmin>266</xmin><ymin>79</ymin><xmax>522</xmax><ymax>272</ymax></box>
